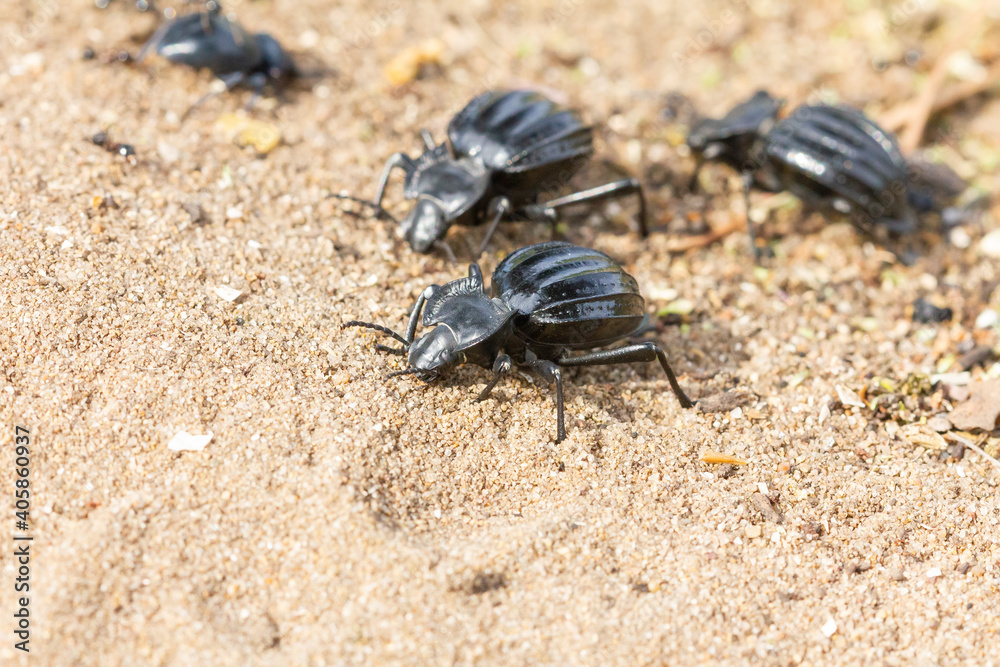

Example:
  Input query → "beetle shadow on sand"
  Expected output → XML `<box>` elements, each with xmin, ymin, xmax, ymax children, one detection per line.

<box><xmin>338</xmin><ymin>310</ymin><xmax>750</xmax><ymax>534</ymax></box>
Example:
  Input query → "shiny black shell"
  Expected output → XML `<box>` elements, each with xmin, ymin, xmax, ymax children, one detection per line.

<box><xmin>761</xmin><ymin>104</ymin><xmax>910</xmax><ymax>223</ymax></box>
<box><xmin>491</xmin><ymin>242</ymin><xmax>644</xmax><ymax>352</ymax></box>
<box><xmin>144</xmin><ymin>13</ymin><xmax>262</xmax><ymax>76</ymax></box>
<box><xmin>447</xmin><ymin>90</ymin><xmax>594</xmax><ymax>197</ymax></box>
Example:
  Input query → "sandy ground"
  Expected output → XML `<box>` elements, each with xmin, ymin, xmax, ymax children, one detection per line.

<box><xmin>2</xmin><ymin>0</ymin><xmax>1000</xmax><ymax>664</ymax></box>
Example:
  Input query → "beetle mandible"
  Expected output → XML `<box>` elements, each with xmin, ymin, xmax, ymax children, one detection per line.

<box><xmin>343</xmin><ymin>241</ymin><xmax>693</xmax><ymax>442</ymax></box>
<box><xmin>336</xmin><ymin>90</ymin><xmax>649</xmax><ymax>258</ymax></box>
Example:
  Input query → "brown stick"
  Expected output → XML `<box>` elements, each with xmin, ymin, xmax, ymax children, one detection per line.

<box><xmin>899</xmin><ymin>51</ymin><xmax>957</xmax><ymax>154</ymax></box>
<box><xmin>664</xmin><ymin>215</ymin><xmax>745</xmax><ymax>252</ymax></box>
<box><xmin>881</xmin><ymin>59</ymin><xmax>1000</xmax><ymax>133</ymax></box>
<box><xmin>884</xmin><ymin>8</ymin><xmax>988</xmax><ymax>151</ymax></box>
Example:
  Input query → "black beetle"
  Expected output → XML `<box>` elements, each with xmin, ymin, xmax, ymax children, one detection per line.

<box><xmin>336</xmin><ymin>89</ymin><xmax>648</xmax><ymax>258</ymax></box>
<box><xmin>136</xmin><ymin>5</ymin><xmax>296</xmax><ymax>116</ymax></box>
<box><xmin>343</xmin><ymin>241</ymin><xmax>693</xmax><ymax>442</ymax></box>
<box><xmin>687</xmin><ymin>90</ymin><xmax>961</xmax><ymax>258</ymax></box>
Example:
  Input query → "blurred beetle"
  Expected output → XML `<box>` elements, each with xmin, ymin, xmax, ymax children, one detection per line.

<box><xmin>136</xmin><ymin>4</ymin><xmax>297</xmax><ymax>117</ymax></box>
<box><xmin>687</xmin><ymin>90</ymin><xmax>966</xmax><ymax>260</ymax></box>
<box><xmin>335</xmin><ymin>89</ymin><xmax>649</xmax><ymax>258</ymax></box>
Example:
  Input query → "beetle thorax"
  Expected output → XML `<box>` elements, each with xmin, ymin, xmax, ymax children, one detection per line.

<box><xmin>401</xmin><ymin>155</ymin><xmax>491</xmax><ymax>251</ymax></box>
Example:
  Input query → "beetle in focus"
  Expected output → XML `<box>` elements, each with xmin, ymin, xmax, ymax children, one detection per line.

<box><xmin>343</xmin><ymin>242</ymin><xmax>693</xmax><ymax>442</ymax></box>
<box><xmin>136</xmin><ymin>4</ymin><xmax>297</xmax><ymax>117</ymax></box>
<box><xmin>335</xmin><ymin>89</ymin><xmax>649</xmax><ymax>258</ymax></box>
<box><xmin>686</xmin><ymin>90</ymin><xmax>963</xmax><ymax>259</ymax></box>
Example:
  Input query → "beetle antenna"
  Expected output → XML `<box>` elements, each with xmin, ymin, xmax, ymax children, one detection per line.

<box><xmin>385</xmin><ymin>368</ymin><xmax>439</xmax><ymax>383</ymax></box>
<box><xmin>343</xmin><ymin>320</ymin><xmax>409</xmax><ymax>347</ymax></box>
<box><xmin>327</xmin><ymin>193</ymin><xmax>400</xmax><ymax>225</ymax></box>
<box><xmin>385</xmin><ymin>368</ymin><xmax>422</xmax><ymax>380</ymax></box>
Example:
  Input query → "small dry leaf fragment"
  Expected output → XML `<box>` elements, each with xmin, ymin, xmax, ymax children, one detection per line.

<box><xmin>384</xmin><ymin>39</ymin><xmax>446</xmax><ymax>85</ymax></box>
<box><xmin>700</xmin><ymin>451</ymin><xmax>748</xmax><ymax>466</ymax></box>
<box><xmin>215</xmin><ymin>113</ymin><xmax>281</xmax><ymax>154</ymax></box>
<box><xmin>948</xmin><ymin>378</ymin><xmax>1000</xmax><ymax>431</ymax></box>
<box><xmin>657</xmin><ymin>298</ymin><xmax>695</xmax><ymax>317</ymax></box>
<box><xmin>214</xmin><ymin>285</ymin><xmax>244</xmax><ymax>303</ymax></box>
<box><xmin>835</xmin><ymin>384</ymin><xmax>867</xmax><ymax>408</ymax></box>
<box><xmin>168</xmin><ymin>431</ymin><xmax>213</xmax><ymax>452</ymax></box>
<box><xmin>751</xmin><ymin>491</ymin><xmax>783</xmax><ymax>523</ymax></box>
<box><xmin>927</xmin><ymin>415</ymin><xmax>952</xmax><ymax>433</ymax></box>
<box><xmin>900</xmin><ymin>423</ymin><xmax>948</xmax><ymax>451</ymax></box>
<box><xmin>697</xmin><ymin>388</ymin><xmax>756</xmax><ymax>413</ymax></box>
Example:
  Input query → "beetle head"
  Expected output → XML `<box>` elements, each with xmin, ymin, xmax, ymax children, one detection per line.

<box><xmin>401</xmin><ymin>198</ymin><xmax>450</xmax><ymax>254</ymax></box>
<box><xmin>254</xmin><ymin>33</ymin><xmax>296</xmax><ymax>82</ymax></box>
<box><xmin>407</xmin><ymin>326</ymin><xmax>464</xmax><ymax>380</ymax></box>
<box><xmin>688</xmin><ymin>91</ymin><xmax>783</xmax><ymax>168</ymax></box>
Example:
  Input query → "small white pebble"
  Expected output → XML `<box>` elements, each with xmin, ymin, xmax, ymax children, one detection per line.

<box><xmin>157</xmin><ymin>141</ymin><xmax>181</xmax><ymax>164</ymax></box>
<box><xmin>926</xmin><ymin>567</ymin><xmax>942</xmax><ymax>579</ymax></box>
<box><xmin>214</xmin><ymin>285</ymin><xmax>244</xmax><ymax>303</ymax></box>
<box><xmin>647</xmin><ymin>287</ymin><xmax>679</xmax><ymax>301</ymax></box>
<box><xmin>975</xmin><ymin>309</ymin><xmax>998</xmax><ymax>330</ymax></box>
<box><xmin>730</xmin><ymin>407</ymin><xmax>743</xmax><ymax>420</ymax></box>
<box><xmin>836</xmin><ymin>384</ymin><xmax>866</xmax><ymax>408</ymax></box>
<box><xmin>757</xmin><ymin>482</ymin><xmax>768</xmax><ymax>495</ymax></box>
<box><xmin>918</xmin><ymin>273</ymin><xmax>938</xmax><ymax>290</ymax></box>
<box><xmin>980</xmin><ymin>229</ymin><xmax>1000</xmax><ymax>259</ymax></box>
<box><xmin>299</xmin><ymin>29</ymin><xmax>320</xmax><ymax>48</ymax></box>
<box><xmin>579</xmin><ymin>57</ymin><xmax>600</xmax><ymax>77</ymax></box>
<box><xmin>168</xmin><ymin>431</ymin><xmax>213</xmax><ymax>452</ymax></box>
<box><xmin>226</xmin><ymin>206</ymin><xmax>244</xmax><ymax>220</ymax></box>
<box><xmin>819</xmin><ymin>403</ymin><xmax>831</xmax><ymax>424</ymax></box>
<box><xmin>821</xmin><ymin>618</ymin><xmax>837</xmax><ymax>638</ymax></box>
<box><xmin>948</xmin><ymin>226</ymin><xmax>971</xmax><ymax>249</ymax></box>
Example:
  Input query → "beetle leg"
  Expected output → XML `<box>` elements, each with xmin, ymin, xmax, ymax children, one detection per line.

<box><xmin>476</xmin><ymin>197</ymin><xmax>512</xmax><ymax>258</ymax></box>
<box><xmin>420</xmin><ymin>129</ymin><xmax>436</xmax><ymax>150</ymax></box>
<box><xmin>556</xmin><ymin>342</ymin><xmax>694</xmax><ymax>409</ymax></box>
<box><xmin>403</xmin><ymin>287</ymin><xmax>435</xmax><ymax>343</ymax></box>
<box><xmin>688</xmin><ymin>156</ymin><xmax>705</xmax><ymax>193</ymax></box>
<box><xmin>373</xmin><ymin>153</ymin><xmax>416</xmax><ymax>207</ymax></box>
<box><xmin>741</xmin><ymin>171</ymin><xmax>763</xmax><ymax>262</ymax></box>
<box><xmin>433</xmin><ymin>239</ymin><xmax>457</xmax><ymax>264</ymax></box>
<box><xmin>475</xmin><ymin>354</ymin><xmax>512</xmax><ymax>402</ymax></box>
<box><xmin>201</xmin><ymin>9</ymin><xmax>214</xmax><ymax>34</ymax></box>
<box><xmin>181</xmin><ymin>71</ymin><xmax>247</xmax><ymax>121</ymax></box>
<box><xmin>541</xmin><ymin>178</ymin><xmax>649</xmax><ymax>237</ymax></box>
<box><xmin>242</xmin><ymin>72</ymin><xmax>269</xmax><ymax>112</ymax></box>
<box><xmin>375</xmin><ymin>344</ymin><xmax>407</xmax><ymax>356</ymax></box>
<box><xmin>521</xmin><ymin>357</ymin><xmax>566</xmax><ymax>443</ymax></box>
